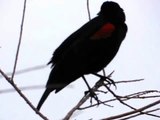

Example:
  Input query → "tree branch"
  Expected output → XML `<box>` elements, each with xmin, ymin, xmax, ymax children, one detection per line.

<box><xmin>87</xmin><ymin>0</ymin><xmax>91</xmax><ymax>20</ymax></box>
<box><xmin>0</xmin><ymin>69</ymin><xmax>48</xmax><ymax>120</ymax></box>
<box><xmin>102</xmin><ymin>99</ymin><xmax>160</xmax><ymax>120</ymax></box>
<box><xmin>11</xmin><ymin>0</ymin><xmax>26</xmax><ymax>81</ymax></box>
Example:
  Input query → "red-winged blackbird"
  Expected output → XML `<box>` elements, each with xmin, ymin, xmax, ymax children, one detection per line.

<box><xmin>37</xmin><ymin>1</ymin><xmax>127</xmax><ymax>110</ymax></box>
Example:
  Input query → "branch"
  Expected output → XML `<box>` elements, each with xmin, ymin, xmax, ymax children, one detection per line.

<box><xmin>0</xmin><ymin>85</ymin><xmax>45</xmax><ymax>94</ymax></box>
<box><xmin>120</xmin><ymin>108</ymin><xmax>160</xmax><ymax>120</ymax></box>
<box><xmin>63</xmin><ymin>80</ymin><xmax>103</xmax><ymax>119</ymax></box>
<box><xmin>63</xmin><ymin>71</ymin><xmax>115</xmax><ymax>120</ymax></box>
<box><xmin>63</xmin><ymin>93</ymin><xmax>91</xmax><ymax>120</ymax></box>
<box><xmin>102</xmin><ymin>99</ymin><xmax>160</xmax><ymax>120</ymax></box>
<box><xmin>78</xmin><ymin>90</ymin><xmax>160</xmax><ymax>110</ymax></box>
<box><xmin>63</xmin><ymin>72</ymin><xmax>159</xmax><ymax>120</ymax></box>
<box><xmin>0</xmin><ymin>69</ymin><xmax>48</xmax><ymax>120</ymax></box>
<box><xmin>87</xmin><ymin>0</ymin><xmax>91</xmax><ymax>20</ymax></box>
<box><xmin>0</xmin><ymin>64</ymin><xmax>46</xmax><ymax>79</ymax></box>
<box><xmin>11</xmin><ymin>0</ymin><xmax>26</xmax><ymax>81</ymax></box>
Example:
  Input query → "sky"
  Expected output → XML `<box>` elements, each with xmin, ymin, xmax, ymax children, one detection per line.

<box><xmin>0</xmin><ymin>0</ymin><xmax>160</xmax><ymax>120</ymax></box>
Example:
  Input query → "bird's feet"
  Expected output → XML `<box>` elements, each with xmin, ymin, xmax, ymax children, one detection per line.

<box><xmin>84</xmin><ymin>88</ymin><xmax>101</xmax><ymax>105</ymax></box>
<box><xmin>92</xmin><ymin>73</ymin><xmax>116</xmax><ymax>88</ymax></box>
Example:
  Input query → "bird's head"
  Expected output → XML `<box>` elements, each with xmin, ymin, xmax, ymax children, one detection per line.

<box><xmin>98</xmin><ymin>1</ymin><xmax>126</xmax><ymax>23</ymax></box>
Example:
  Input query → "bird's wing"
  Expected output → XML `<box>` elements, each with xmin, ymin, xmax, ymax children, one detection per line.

<box><xmin>48</xmin><ymin>16</ymin><xmax>105</xmax><ymax>66</ymax></box>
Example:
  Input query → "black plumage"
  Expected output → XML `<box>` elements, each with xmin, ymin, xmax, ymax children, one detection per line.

<box><xmin>37</xmin><ymin>1</ymin><xmax>127</xmax><ymax>110</ymax></box>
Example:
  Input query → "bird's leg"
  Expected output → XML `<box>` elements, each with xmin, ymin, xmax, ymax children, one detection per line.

<box><xmin>82</xmin><ymin>76</ymin><xmax>100</xmax><ymax>104</ymax></box>
<box><xmin>92</xmin><ymin>73</ymin><xmax>116</xmax><ymax>87</ymax></box>
<box><xmin>82</xmin><ymin>76</ymin><xmax>96</xmax><ymax>97</ymax></box>
<box><xmin>82</xmin><ymin>76</ymin><xmax>92</xmax><ymax>93</ymax></box>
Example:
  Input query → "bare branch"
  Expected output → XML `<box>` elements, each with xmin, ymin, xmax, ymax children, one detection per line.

<box><xmin>63</xmin><ymin>79</ymin><xmax>106</xmax><ymax>119</ymax></box>
<box><xmin>116</xmin><ymin>79</ymin><xmax>144</xmax><ymax>84</ymax></box>
<box><xmin>0</xmin><ymin>85</ymin><xmax>45</xmax><ymax>94</ymax></box>
<box><xmin>103</xmin><ymin>84</ymin><xmax>137</xmax><ymax>111</ymax></box>
<box><xmin>11</xmin><ymin>0</ymin><xmax>26</xmax><ymax>81</ymax></box>
<box><xmin>63</xmin><ymin>93</ymin><xmax>90</xmax><ymax>120</ymax></box>
<box><xmin>0</xmin><ymin>69</ymin><xmax>48</xmax><ymax>120</ymax></box>
<box><xmin>79</xmin><ymin>90</ymin><xmax>160</xmax><ymax>110</ymax></box>
<box><xmin>102</xmin><ymin>99</ymin><xmax>160</xmax><ymax>120</ymax></box>
<box><xmin>87</xmin><ymin>0</ymin><xmax>91</xmax><ymax>20</ymax></box>
<box><xmin>63</xmin><ymin>72</ymin><xmax>114</xmax><ymax>120</ymax></box>
<box><xmin>0</xmin><ymin>64</ymin><xmax>46</xmax><ymax>79</ymax></box>
<box><xmin>0</xmin><ymin>0</ymin><xmax>48</xmax><ymax>119</ymax></box>
<box><xmin>120</xmin><ymin>108</ymin><xmax>160</xmax><ymax>120</ymax></box>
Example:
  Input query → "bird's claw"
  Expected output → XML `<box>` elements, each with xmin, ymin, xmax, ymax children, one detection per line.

<box><xmin>92</xmin><ymin>73</ymin><xmax>116</xmax><ymax>88</ymax></box>
<box><xmin>85</xmin><ymin>89</ymin><xmax>100</xmax><ymax>105</ymax></box>
<box><xmin>101</xmin><ymin>76</ymin><xmax>117</xmax><ymax>89</ymax></box>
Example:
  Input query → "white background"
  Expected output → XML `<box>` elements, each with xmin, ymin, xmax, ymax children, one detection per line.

<box><xmin>0</xmin><ymin>0</ymin><xmax>160</xmax><ymax>120</ymax></box>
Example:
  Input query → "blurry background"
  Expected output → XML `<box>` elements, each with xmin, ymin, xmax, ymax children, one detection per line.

<box><xmin>0</xmin><ymin>0</ymin><xmax>160</xmax><ymax>119</ymax></box>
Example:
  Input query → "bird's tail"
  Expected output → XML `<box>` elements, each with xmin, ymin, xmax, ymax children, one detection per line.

<box><xmin>37</xmin><ymin>88</ymin><xmax>52</xmax><ymax>111</ymax></box>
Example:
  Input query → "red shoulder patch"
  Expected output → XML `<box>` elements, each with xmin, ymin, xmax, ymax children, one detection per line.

<box><xmin>90</xmin><ymin>23</ymin><xmax>115</xmax><ymax>40</ymax></box>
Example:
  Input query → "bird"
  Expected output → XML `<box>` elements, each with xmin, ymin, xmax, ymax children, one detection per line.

<box><xmin>37</xmin><ymin>1</ymin><xmax>128</xmax><ymax>110</ymax></box>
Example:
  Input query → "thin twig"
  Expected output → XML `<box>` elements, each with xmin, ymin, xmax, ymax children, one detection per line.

<box><xmin>0</xmin><ymin>85</ymin><xmax>45</xmax><ymax>94</ymax></box>
<box><xmin>63</xmin><ymin>93</ymin><xmax>91</xmax><ymax>120</ymax></box>
<box><xmin>0</xmin><ymin>1</ymin><xmax>48</xmax><ymax>119</ymax></box>
<box><xmin>87</xmin><ymin>0</ymin><xmax>91</xmax><ymax>20</ymax></box>
<box><xmin>63</xmin><ymin>71</ymin><xmax>115</xmax><ymax>119</ymax></box>
<box><xmin>104</xmin><ymin>85</ymin><xmax>136</xmax><ymax>109</ymax></box>
<box><xmin>0</xmin><ymin>84</ymin><xmax>73</xmax><ymax>94</ymax></box>
<box><xmin>63</xmin><ymin>80</ymin><xmax>101</xmax><ymax>119</ymax></box>
<box><xmin>103</xmin><ymin>84</ymin><xmax>158</xmax><ymax>118</ymax></box>
<box><xmin>116</xmin><ymin>79</ymin><xmax>144</xmax><ymax>84</ymax></box>
<box><xmin>11</xmin><ymin>0</ymin><xmax>27</xmax><ymax>81</ymax></box>
<box><xmin>0</xmin><ymin>64</ymin><xmax>47</xmax><ymax>79</ymax></box>
<box><xmin>102</xmin><ymin>99</ymin><xmax>160</xmax><ymax>120</ymax></box>
<box><xmin>0</xmin><ymin>69</ymin><xmax>48</xmax><ymax>120</ymax></box>
<box><xmin>120</xmin><ymin>108</ymin><xmax>160</xmax><ymax>120</ymax></box>
<box><xmin>63</xmin><ymin>74</ymin><xmax>144</xmax><ymax>119</ymax></box>
<box><xmin>78</xmin><ymin>90</ymin><xmax>160</xmax><ymax>110</ymax></box>
<box><xmin>0</xmin><ymin>79</ymin><xmax>145</xmax><ymax>93</ymax></box>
